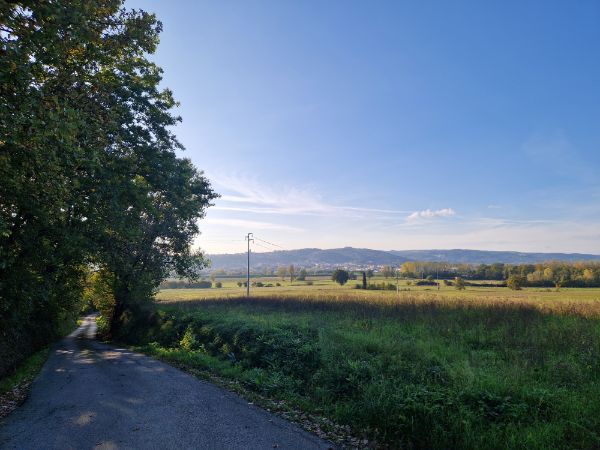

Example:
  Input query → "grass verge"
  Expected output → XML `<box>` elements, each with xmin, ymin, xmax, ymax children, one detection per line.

<box><xmin>124</xmin><ymin>294</ymin><xmax>600</xmax><ymax>449</ymax></box>
<box><xmin>0</xmin><ymin>347</ymin><xmax>49</xmax><ymax>420</ymax></box>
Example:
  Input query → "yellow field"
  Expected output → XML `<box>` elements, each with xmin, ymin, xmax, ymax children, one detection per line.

<box><xmin>156</xmin><ymin>276</ymin><xmax>600</xmax><ymax>317</ymax></box>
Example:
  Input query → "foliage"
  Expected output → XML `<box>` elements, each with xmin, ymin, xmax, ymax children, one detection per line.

<box><xmin>331</xmin><ymin>269</ymin><xmax>350</xmax><ymax>286</ymax></box>
<box><xmin>276</xmin><ymin>266</ymin><xmax>287</xmax><ymax>280</ymax></box>
<box><xmin>507</xmin><ymin>275</ymin><xmax>524</xmax><ymax>290</ymax></box>
<box><xmin>161</xmin><ymin>280</ymin><xmax>213</xmax><ymax>289</ymax></box>
<box><xmin>297</xmin><ymin>268</ymin><xmax>308</xmax><ymax>281</ymax></box>
<box><xmin>381</xmin><ymin>265</ymin><xmax>395</xmax><ymax>278</ymax></box>
<box><xmin>0</xmin><ymin>0</ymin><xmax>216</xmax><ymax>373</ymax></box>
<box><xmin>400</xmin><ymin>261</ymin><xmax>600</xmax><ymax>287</ymax></box>
<box><xmin>0</xmin><ymin>348</ymin><xmax>50</xmax><ymax>396</ymax></box>
<box><xmin>130</xmin><ymin>295</ymin><xmax>600</xmax><ymax>449</ymax></box>
<box><xmin>454</xmin><ymin>277</ymin><xmax>466</xmax><ymax>290</ymax></box>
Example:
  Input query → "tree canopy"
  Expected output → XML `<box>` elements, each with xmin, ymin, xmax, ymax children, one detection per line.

<box><xmin>332</xmin><ymin>269</ymin><xmax>350</xmax><ymax>286</ymax></box>
<box><xmin>0</xmin><ymin>0</ymin><xmax>216</xmax><ymax>376</ymax></box>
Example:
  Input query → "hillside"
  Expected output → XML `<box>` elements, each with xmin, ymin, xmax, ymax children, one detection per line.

<box><xmin>207</xmin><ymin>247</ymin><xmax>600</xmax><ymax>271</ymax></box>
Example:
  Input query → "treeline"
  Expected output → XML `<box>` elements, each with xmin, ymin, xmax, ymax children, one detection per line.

<box><xmin>160</xmin><ymin>281</ymin><xmax>214</xmax><ymax>289</ymax></box>
<box><xmin>398</xmin><ymin>262</ymin><xmax>600</xmax><ymax>287</ymax></box>
<box><xmin>0</xmin><ymin>2</ymin><xmax>215</xmax><ymax>378</ymax></box>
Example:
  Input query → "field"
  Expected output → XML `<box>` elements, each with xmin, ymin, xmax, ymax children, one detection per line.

<box><xmin>138</xmin><ymin>278</ymin><xmax>600</xmax><ymax>449</ymax></box>
<box><xmin>157</xmin><ymin>276</ymin><xmax>600</xmax><ymax>316</ymax></box>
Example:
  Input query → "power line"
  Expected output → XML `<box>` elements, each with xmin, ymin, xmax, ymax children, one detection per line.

<box><xmin>254</xmin><ymin>236</ymin><xmax>283</xmax><ymax>249</ymax></box>
<box><xmin>253</xmin><ymin>242</ymin><xmax>271</xmax><ymax>250</ymax></box>
<box><xmin>198</xmin><ymin>239</ymin><xmax>245</xmax><ymax>242</ymax></box>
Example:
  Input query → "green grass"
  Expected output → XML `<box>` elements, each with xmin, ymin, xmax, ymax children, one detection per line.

<box><xmin>0</xmin><ymin>347</ymin><xmax>49</xmax><ymax>395</ymax></box>
<box><xmin>132</xmin><ymin>290</ymin><xmax>600</xmax><ymax>449</ymax></box>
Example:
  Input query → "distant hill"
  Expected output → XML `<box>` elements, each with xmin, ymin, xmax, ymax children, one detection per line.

<box><xmin>207</xmin><ymin>247</ymin><xmax>600</xmax><ymax>271</ymax></box>
<box><xmin>207</xmin><ymin>247</ymin><xmax>407</xmax><ymax>271</ymax></box>
<box><xmin>388</xmin><ymin>249</ymin><xmax>600</xmax><ymax>264</ymax></box>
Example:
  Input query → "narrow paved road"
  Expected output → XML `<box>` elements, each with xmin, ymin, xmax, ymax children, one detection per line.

<box><xmin>0</xmin><ymin>316</ymin><xmax>333</xmax><ymax>449</ymax></box>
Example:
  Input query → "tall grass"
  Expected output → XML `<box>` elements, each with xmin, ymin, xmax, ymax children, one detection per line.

<box><xmin>130</xmin><ymin>293</ymin><xmax>600</xmax><ymax>449</ymax></box>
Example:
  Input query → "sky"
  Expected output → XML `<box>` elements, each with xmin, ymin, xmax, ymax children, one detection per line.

<box><xmin>126</xmin><ymin>0</ymin><xmax>600</xmax><ymax>255</ymax></box>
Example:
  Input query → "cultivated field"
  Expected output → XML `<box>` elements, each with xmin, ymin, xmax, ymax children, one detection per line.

<box><xmin>144</xmin><ymin>279</ymin><xmax>600</xmax><ymax>448</ymax></box>
<box><xmin>157</xmin><ymin>276</ymin><xmax>600</xmax><ymax>316</ymax></box>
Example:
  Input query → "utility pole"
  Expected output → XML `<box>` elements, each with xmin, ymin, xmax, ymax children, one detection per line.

<box><xmin>245</xmin><ymin>233</ymin><xmax>253</xmax><ymax>296</ymax></box>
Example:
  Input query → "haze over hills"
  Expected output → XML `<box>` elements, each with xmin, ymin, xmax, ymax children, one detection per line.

<box><xmin>207</xmin><ymin>247</ymin><xmax>600</xmax><ymax>271</ymax></box>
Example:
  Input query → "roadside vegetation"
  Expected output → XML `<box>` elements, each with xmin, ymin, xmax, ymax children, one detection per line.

<box><xmin>0</xmin><ymin>348</ymin><xmax>50</xmax><ymax>420</ymax></box>
<box><xmin>121</xmin><ymin>288</ymin><xmax>600</xmax><ymax>449</ymax></box>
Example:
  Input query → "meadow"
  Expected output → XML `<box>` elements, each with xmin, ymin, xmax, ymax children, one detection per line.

<box><xmin>134</xmin><ymin>278</ymin><xmax>600</xmax><ymax>449</ymax></box>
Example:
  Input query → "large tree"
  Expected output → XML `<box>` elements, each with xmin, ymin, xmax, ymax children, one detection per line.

<box><xmin>0</xmin><ymin>0</ymin><xmax>216</xmax><ymax>373</ymax></box>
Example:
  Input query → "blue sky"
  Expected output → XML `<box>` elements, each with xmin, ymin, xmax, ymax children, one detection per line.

<box><xmin>127</xmin><ymin>0</ymin><xmax>600</xmax><ymax>254</ymax></box>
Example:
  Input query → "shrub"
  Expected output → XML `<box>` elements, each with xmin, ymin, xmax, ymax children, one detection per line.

<box><xmin>454</xmin><ymin>277</ymin><xmax>466</xmax><ymax>290</ymax></box>
<box><xmin>215</xmin><ymin>281</ymin><xmax>223</xmax><ymax>288</ymax></box>
<box><xmin>179</xmin><ymin>325</ymin><xmax>198</xmax><ymax>351</ymax></box>
<box><xmin>507</xmin><ymin>275</ymin><xmax>525</xmax><ymax>290</ymax></box>
<box><xmin>332</xmin><ymin>269</ymin><xmax>350</xmax><ymax>286</ymax></box>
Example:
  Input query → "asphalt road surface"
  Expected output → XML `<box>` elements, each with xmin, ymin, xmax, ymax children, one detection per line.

<box><xmin>0</xmin><ymin>315</ymin><xmax>333</xmax><ymax>449</ymax></box>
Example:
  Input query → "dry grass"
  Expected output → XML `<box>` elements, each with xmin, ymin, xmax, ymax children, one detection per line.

<box><xmin>157</xmin><ymin>284</ymin><xmax>600</xmax><ymax>318</ymax></box>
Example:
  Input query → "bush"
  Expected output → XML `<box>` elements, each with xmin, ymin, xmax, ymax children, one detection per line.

<box><xmin>507</xmin><ymin>275</ymin><xmax>525</xmax><ymax>290</ymax></box>
<box><xmin>332</xmin><ymin>269</ymin><xmax>350</xmax><ymax>286</ymax></box>
<box><xmin>160</xmin><ymin>280</ymin><xmax>212</xmax><ymax>289</ymax></box>
<box><xmin>215</xmin><ymin>281</ymin><xmax>223</xmax><ymax>288</ymax></box>
<box><xmin>179</xmin><ymin>325</ymin><xmax>198</xmax><ymax>351</ymax></box>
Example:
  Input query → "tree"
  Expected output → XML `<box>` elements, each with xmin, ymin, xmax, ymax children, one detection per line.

<box><xmin>366</xmin><ymin>269</ymin><xmax>374</xmax><ymax>280</ymax></box>
<box><xmin>277</xmin><ymin>266</ymin><xmax>287</xmax><ymax>280</ymax></box>
<box><xmin>0</xmin><ymin>0</ymin><xmax>217</xmax><ymax>367</ymax></box>
<box><xmin>332</xmin><ymin>269</ymin><xmax>350</xmax><ymax>286</ymax></box>
<box><xmin>454</xmin><ymin>277</ymin><xmax>466</xmax><ymax>290</ymax></box>
<box><xmin>289</xmin><ymin>264</ymin><xmax>296</xmax><ymax>283</ymax></box>
<box><xmin>507</xmin><ymin>275</ymin><xmax>524</xmax><ymax>290</ymax></box>
<box><xmin>382</xmin><ymin>265</ymin><xmax>394</xmax><ymax>279</ymax></box>
<box><xmin>362</xmin><ymin>271</ymin><xmax>367</xmax><ymax>289</ymax></box>
<box><xmin>297</xmin><ymin>268</ymin><xmax>307</xmax><ymax>281</ymax></box>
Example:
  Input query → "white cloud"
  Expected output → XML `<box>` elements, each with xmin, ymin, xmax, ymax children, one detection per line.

<box><xmin>407</xmin><ymin>208</ymin><xmax>456</xmax><ymax>221</ymax></box>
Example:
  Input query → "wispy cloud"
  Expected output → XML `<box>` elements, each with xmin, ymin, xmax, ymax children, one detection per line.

<box><xmin>407</xmin><ymin>208</ymin><xmax>456</xmax><ymax>222</ymax></box>
<box><xmin>204</xmin><ymin>218</ymin><xmax>303</xmax><ymax>232</ymax></box>
<box><xmin>211</xmin><ymin>173</ymin><xmax>409</xmax><ymax>218</ymax></box>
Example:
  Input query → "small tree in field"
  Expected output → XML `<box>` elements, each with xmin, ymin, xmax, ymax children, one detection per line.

<box><xmin>277</xmin><ymin>266</ymin><xmax>287</xmax><ymax>281</ymax></box>
<box><xmin>507</xmin><ymin>275</ymin><xmax>524</xmax><ymax>290</ymax></box>
<box><xmin>289</xmin><ymin>264</ymin><xmax>296</xmax><ymax>283</ymax></box>
<box><xmin>297</xmin><ymin>268</ymin><xmax>307</xmax><ymax>281</ymax></box>
<box><xmin>332</xmin><ymin>269</ymin><xmax>350</xmax><ymax>286</ymax></box>
<box><xmin>382</xmin><ymin>265</ymin><xmax>394</xmax><ymax>279</ymax></box>
<box><xmin>454</xmin><ymin>277</ymin><xmax>466</xmax><ymax>290</ymax></box>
